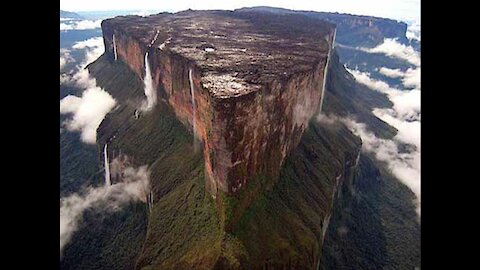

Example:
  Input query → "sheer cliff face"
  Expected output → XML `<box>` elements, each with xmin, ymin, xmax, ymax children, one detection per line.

<box><xmin>101</xmin><ymin>11</ymin><xmax>335</xmax><ymax>197</ymax></box>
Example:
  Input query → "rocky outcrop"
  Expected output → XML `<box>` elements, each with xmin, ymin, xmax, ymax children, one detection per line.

<box><xmin>101</xmin><ymin>10</ymin><xmax>335</xmax><ymax>197</ymax></box>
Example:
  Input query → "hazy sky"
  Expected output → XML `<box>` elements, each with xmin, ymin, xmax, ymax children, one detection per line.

<box><xmin>60</xmin><ymin>0</ymin><xmax>420</xmax><ymax>21</ymax></box>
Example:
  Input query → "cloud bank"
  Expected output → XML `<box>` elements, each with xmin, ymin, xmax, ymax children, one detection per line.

<box><xmin>60</xmin><ymin>69</ymin><xmax>116</xmax><ymax>144</ymax></box>
<box><xmin>401</xmin><ymin>67</ymin><xmax>420</xmax><ymax>89</ymax></box>
<box><xmin>342</xmin><ymin>118</ymin><xmax>420</xmax><ymax>215</ymax></box>
<box><xmin>60</xmin><ymin>49</ymin><xmax>74</xmax><ymax>70</ymax></box>
<box><xmin>71</xmin><ymin>37</ymin><xmax>105</xmax><ymax>68</ymax></box>
<box><xmin>60</xmin><ymin>165</ymin><xmax>150</xmax><ymax>256</ymax></box>
<box><xmin>60</xmin><ymin>36</ymin><xmax>109</xmax><ymax>144</ymax></box>
<box><xmin>338</xmin><ymin>36</ymin><xmax>421</xmax><ymax>216</ymax></box>
<box><xmin>360</xmin><ymin>38</ymin><xmax>420</xmax><ymax>67</ymax></box>
<box><xmin>406</xmin><ymin>20</ymin><xmax>421</xmax><ymax>41</ymax></box>
<box><xmin>378</xmin><ymin>67</ymin><xmax>404</xmax><ymax>78</ymax></box>
<box><xmin>60</xmin><ymin>19</ymin><xmax>102</xmax><ymax>31</ymax></box>
<box><xmin>347</xmin><ymin>68</ymin><xmax>420</xmax><ymax>121</ymax></box>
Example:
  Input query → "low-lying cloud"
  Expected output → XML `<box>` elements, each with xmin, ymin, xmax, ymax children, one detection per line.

<box><xmin>132</xmin><ymin>10</ymin><xmax>158</xmax><ymax>17</ymax></box>
<box><xmin>336</xmin><ymin>37</ymin><xmax>421</xmax><ymax>216</ymax></box>
<box><xmin>60</xmin><ymin>36</ymin><xmax>111</xmax><ymax>144</ymax></box>
<box><xmin>60</xmin><ymin>165</ymin><xmax>150</xmax><ymax>256</ymax></box>
<box><xmin>378</xmin><ymin>67</ymin><xmax>404</xmax><ymax>78</ymax></box>
<box><xmin>347</xmin><ymin>68</ymin><xmax>420</xmax><ymax>121</ymax></box>
<box><xmin>360</xmin><ymin>38</ymin><xmax>420</xmax><ymax>67</ymax></box>
<box><xmin>342</xmin><ymin>118</ymin><xmax>420</xmax><ymax>215</ymax></box>
<box><xmin>72</xmin><ymin>37</ymin><xmax>104</xmax><ymax>68</ymax></box>
<box><xmin>60</xmin><ymin>19</ymin><xmax>102</xmax><ymax>31</ymax></box>
<box><xmin>60</xmin><ymin>49</ymin><xmax>74</xmax><ymax>70</ymax></box>
<box><xmin>60</xmin><ymin>69</ymin><xmax>116</xmax><ymax>144</ymax></box>
<box><xmin>406</xmin><ymin>20</ymin><xmax>421</xmax><ymax>41</ymax></box>
<box><xmin>401</xmin><ymin>67</ymin><xmax>421</xmax><ymax>89</ymax></box>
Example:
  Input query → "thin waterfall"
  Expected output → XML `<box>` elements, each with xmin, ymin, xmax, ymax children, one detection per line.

<box><xmin>188</xmin><ymin>68</ymin><xmax>199</xmax><ymax>152</ymax></box>
<box><xmin>104</xmin><ymin>143</ymin><xmax>111</xmax><ymax>186</ymax></box>
<box><xmin>142</xmin><ymin>52</ymin><xmax>157</xmax><ymax>111</ymax></box>
<box><xmin>113</xmin><ymin>34</ymin><xmax>118</xmax><ymax>60</ymax></box>
<box><xmin>355</xmin><ymin>151</ymin><xmax>361</xmax><ymax>167</ymax></box>
<box><xmin>319</xmin><ymin>29</ymin><xmax>337</xmax><ymax>113</ymax></box>
<box><xmin>149</xmin><ymin>190</ymin><xmax>154</xmax><ymax>213</ymax></box>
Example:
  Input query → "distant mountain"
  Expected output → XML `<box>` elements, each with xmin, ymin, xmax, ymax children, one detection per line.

<box><xmin>237</xmin><ymin>6</ymin><xmax>409</xmax><ymax>47</ymax></box>
<box><xmin>60</xmin><ymin>10</ymin><xmax>82</xmax><ymax>19</ymax></box>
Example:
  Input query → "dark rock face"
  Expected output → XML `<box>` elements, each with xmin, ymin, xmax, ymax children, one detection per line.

<box><xmin>101</xmin><ymin>10</ymin><xmax>335</xmax><ymax>197</ymax></box>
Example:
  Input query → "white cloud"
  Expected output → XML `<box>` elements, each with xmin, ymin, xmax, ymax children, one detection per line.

<box><xmin>60</xmin><ymin>19</ymin><xmax>102</xmax><ymax>31</ymax></box>
<box><xmin>342</xmin><ymin>118</ymin><xmax>420</xmax><ymax>216</ymax></box>
<box><xmin>372</xmin><ymin>108</ymin><xmax>420</xmax><ymax>148</ymax></box>
<box><xmin>72</xmin><ymin>37</ymin><xmax>103</xmax><ymax>49</ymax></box>
<box><xmin>60</xmin><ymin>69</ymin><xmax>116</xmax><ymax>144</ymax></box>
<box><xmin>348</xmin><ymin>68</ymin><xmax>393</xmax><ymax>92</ymax></box>
<box><xmin>342</xmin><ymin>39</ymin><xmax>420</xmax><ymax>216</ymax></box>
<box><xmin>60</xmin><ymin>165</ymin><xmax>150</xmax><ymax>256</ymax></box>
<box><xmin>406</xmin><ymin>20</ymin><xmax>421</xmax><ymax>41</ymax></box>
<box><xmin>60</xmin><ymin>58</ymin><xmax>66</xmax><ymax>70</ymax></box>
<box><xmin>60</xmin><ymin>37</ymin><xmax>109</xmax><ymax>144</ymax></box>
<box><xmin>60</xmin><ymin>49</ymin><xmax>74</xmax><ymax>70</ymax></box>
<box><xmin>60</xmin><ymin>74</ymin><xmax>72</xmax><ymax>85</ymax></box>
<box><xmin>361</xmin><ymin>38</ymin><xmax>420</xmax><ymax>66</ymax></box>
<box><xmin>317</xmin><ymin>113</ymin><xmax>341</xmax><ymax>125</ymax></box>
<box><xmin>347</xmin><ymin>68</ymin><xmax>420</xmax><ymax>121</ymax></box>
<box><xmin>378</xmin><ymin>67</ymin><xmax>404</xmax><ymax>78</ymax></box>
<box><xmin>402</xmin><ymin>67</ymin><xmax>420</xmax><ymax>89</ymax></box>
<box><xmin>132</xmin><ymin>10</ymin><xmax>157</xmax><ymax>17</ymax></box>
<box><xmin>72</xmin><ymin>37</ymin><xmax>105</xmax><ymax>67</ymax></box>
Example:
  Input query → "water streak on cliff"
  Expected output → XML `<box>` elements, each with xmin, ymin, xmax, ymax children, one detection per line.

<box><xmin>104</xmin><ymin>143</ymin><xmax>111</xmax><ymax>186</ymax></box>
<box><xmin>113</xmin><ymin>34</ymin><xmax>117</xmax><ymax>60</ymax></box>
<box><xmin>319</xmin><ymin>29</ymin><xmax>337</xmax><ymax>113</ymax></box>
<box><xmin>142</xmin><ymin>52</ymin><xmax>157</xmax><ymax>111</ymax></box>
<box><xmin>188</xmin><ymin>67</ymin><xmax>199</xmax><ymax>152</ymax></box>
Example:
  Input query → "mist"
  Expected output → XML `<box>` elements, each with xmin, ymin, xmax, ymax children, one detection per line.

<box><xmin>343</xmin><ymin>118</ymin><xmax>420</xmax><ymax>215</ymax></box>
<box><xmin>60</xmin><ymin>165</ymin><xmax>150</xmax><ymax>257</ymax></box>
<box><xmin>347</xmin><ymin>68</ymin><xmax>420</xmax><ymax>121</ymax></box>
<box><xmin>378</xmin><ymin>67</ymin><xmax>403</xmax><ymax>78</ymax></box>
<box><xmin>335</xmin><ymin>36</ymin><xmax>421</xmax><ymax>216</ymax></box>
<box><xmin>72</xmin><ymin>37</ymin><xmax>105</xmax><ymax>68</ymax></box>
<box><xmin>60</xmin><ymin>19</ymin><xmax>102</xmax><ymax>31</ymax></box>
<box><xmin>60</xmin><ymin>49</ymin><xmax>74</xmax><ymax>70</ymax></box>
<box><xmin>360</xmin><ymin>38</ymin><xmax>420</xmax><ymax>66</ymax></box>
<box><xmin>60</xmin><ymin>69</ymin><xmax>116</xmax><ymax>144</ymax></box>
<box><xmin>60</xmin><ymin>36</ymin><xmax>113</xmax><ymax>144</ymax></box>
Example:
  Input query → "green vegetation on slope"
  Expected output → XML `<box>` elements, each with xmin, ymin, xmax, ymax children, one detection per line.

<box><xmin>75</xmin><ymin>53</ymin><xmax>363</xmax><ymax>269</ymax></box>
<box><xmin>60</xmin><ymin>80</ymin><xmax>103</xmax><ymax>197</ymax></box>
<box><xmin>323</xmin><ymin>50</ymin><xmax>397</xmax><ymax>139</ymax></box>
<box><xmin>321</xmin><ymin>154</ymin><xmax>420</xmax><ymax>269</ymax></box>
<box><xmin>60</xmin><ymin>202</ymin><xmax>148</xmax><ymax>270</ymax></box>
<box><xmin>218</xmin><ymin>121</ymin><xmax>361</xmax><ymax>269</ymax></box>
